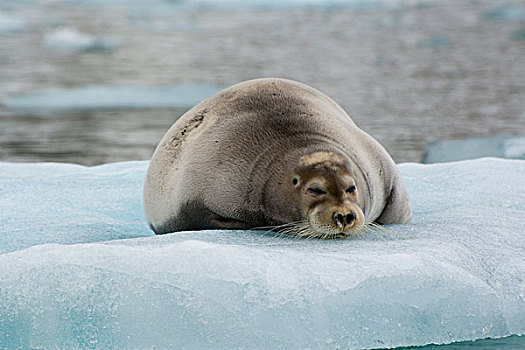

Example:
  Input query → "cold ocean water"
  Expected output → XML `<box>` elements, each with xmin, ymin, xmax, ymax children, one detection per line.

<box><xmin>0</xmin><ymin>0</ymin><xmax>524</xmax><ymax>349</ymax></box>
<box><xmin>0</xmin><ymin>0</ymin><xmax>524</xmax><ymax>164</ymax></box>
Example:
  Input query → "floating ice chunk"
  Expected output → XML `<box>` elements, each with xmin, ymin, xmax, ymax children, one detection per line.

<box><xmin>416</xmin><ymin>34</ymin><xmax>452</xmax><ymax>48</ymax></box>
<box><xmin>2</xmin><ymin>83</ymin><xmax>224</xmax><ymax>112</ymax></box>
<box><xmin>0</xmin><ymin>158</ymin><xmax>524</xmax><ymax>348</ymax></box>
<box><xmin>422</xmin><ymin>135</ymin><xmax>525</xmax><ymax>163</ymax></box>
<box><xmin>185</xmin><ymin>0</ymin><xmax>392</xmax><ymax>10</ymax></box>
<box><xmin>504</xmin><ymin>137</ymin><xmax>525</xmax><ymax>158</ymax></box>
<box><xmin>0</xmin><ymin>11</ymin><xmax>24</xmax><ymax>34</ymax></box>
<box><xmin>510</xmin><ymin>28</ymin><xmax>525</xmax><ymax>40</ymax></box>
<box><xmin>44</xmin><ymin>27</ymin><xmax>119</xmax><ymax>54</ymax></box>
<box><xmin>484</xmin><ymin>4</ymin><xmax>525</xmax><ymax>22</ymax></box>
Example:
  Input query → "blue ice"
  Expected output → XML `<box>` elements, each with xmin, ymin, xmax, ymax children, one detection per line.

<box><xmin>2</xmin><ymin>83</ymin><xmax>224</xmax><ymax>112</ymax></box>
<box><xmin>1</xmin><ymin>158</ymin><xmax>524</xmax><ymax>349</ymax></box>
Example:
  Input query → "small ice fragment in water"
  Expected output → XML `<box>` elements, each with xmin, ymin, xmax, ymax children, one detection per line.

<box><xmin>504</xmin><ymin>137</ymin><xmax>525</xmax><ymax>158</ymax></box>
<box><xmin>2</xmin><ymin>83</ymin><xmax>224</xmax><ymax>111</ymax></box>
<box><xmin>44</xmin><ymin>27</ymin><xmax>120</xmax><ymax>54</ymax></box>
<box><xmin>484</xmin><ymin>4</ymin><xmax>525</xmax><ymax>22</ymax></box>
<box><xmin>510</xmin><ymin>28</ymin><xmax>525</xmax><ymax>41</ymax></box>
<box><xmin>0</xmin><ymin>11</ymin><xmax>24</xmax><ymax>34</ymax></box>
<box><xmin>416</xmin><ymin>34</ymin><xmax>452</xmax><ymax>48</ymax></box>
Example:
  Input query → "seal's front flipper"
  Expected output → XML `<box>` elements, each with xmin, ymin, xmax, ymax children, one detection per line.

<box><xmin>210</xmin><ymin>216</ymin><xmax>251</xmax><ymax>230</ymax></box>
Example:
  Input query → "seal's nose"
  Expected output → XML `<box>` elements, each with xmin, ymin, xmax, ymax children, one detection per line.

<box><xmin>334</xmin><ymin>212</ymin><xmax>345</xmax><ymax>227</ymax></box>
<box><xmin>345</xmin><ymin>212</ymin><xmax>355</xmax><ymax>224</ymax></box>
<box><xmin>333</xmin><ymin>211</ymin><xmax>355</xmax><ymax>227</ymax></box>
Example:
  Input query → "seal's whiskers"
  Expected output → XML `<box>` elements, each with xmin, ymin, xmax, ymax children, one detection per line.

<box><xmin>360</xmin><ymin>222</ymin><xmax>407</xmax><ymax>240</ymax></box>
<box><xmin>250</xmin><ymin>220</ymin><xmax>310</xmax><ymax>239</ymax></box>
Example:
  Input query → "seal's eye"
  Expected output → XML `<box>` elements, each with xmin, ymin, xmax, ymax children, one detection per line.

<box><xmin>308</xmin><ymin>187</ymin><xmax>327</xmax><ymax>195</ymax></box>
<box><xmin>292</xmin><ymin>177</ymin><xmax>299</xmax><ymax>186</ymax></box>
<box><xmin>346</xmin><ymin>185</ymin><xmax>356</xmax><ymax>194</ymax></box>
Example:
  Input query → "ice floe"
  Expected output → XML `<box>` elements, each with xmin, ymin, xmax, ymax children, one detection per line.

<box><xmin>0</xmin><ymin>10</ymin><xmax>24</xmax><ymax>34</ymax></box>
<box><xmin>423</xmin><ymin>135</ymin><xmax>525</xmax><ymax>163</ymax></box>
<box><xmin>0</xmin><ymin>158</ymin><xmax>524</xmax><ymax>348</ymax></box>
<box><xmin>2</xmin><ymin>83</ymin><xmax>224</xmax><ymax>112</ymax></box>
<box><xmin>44</xmin><ymin>27</ymin><xmax>119</xmax><ymax>54</ymax></box>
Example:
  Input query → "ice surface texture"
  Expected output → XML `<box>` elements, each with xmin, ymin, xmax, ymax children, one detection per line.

<box><xmin>0</xmin><ymin>158</ymin><xmax>524</xmax><ymax>349</ymax></box>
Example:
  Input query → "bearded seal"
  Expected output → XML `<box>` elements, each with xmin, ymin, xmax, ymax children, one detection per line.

<box><xmin>144</xmin><ymin>78</ymin><xmax>412</xmax><ymax>239</ymax></box>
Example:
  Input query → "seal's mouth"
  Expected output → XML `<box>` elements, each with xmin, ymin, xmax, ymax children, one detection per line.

<box><xmin>327</xmin><ymin>232</ymin><xmax>349</xmax><ymax>239</ymax></box>
<box><xmin>268</xmin><ymin>221</ymin><xmax>352</xmax><ymax>240</ymax></box>
<box><xmin>310</xmin><ymin>229</ymin><xmax>351</xmax><ymax>240</ymax></box>
<box><xmin>305</xmin><ymin>222</ymin><xmax>356</xmax><ymax>240</ymax></box>
<box><xmin>305</xmin><ymin>206</ymin><xmax>365</xmax><ymax>239</ymax></box>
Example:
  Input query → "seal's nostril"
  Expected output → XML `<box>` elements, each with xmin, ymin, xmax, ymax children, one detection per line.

<box><xmin>345</xmin><ymin>212</ymin><xmax>355</xmax><ymax>224</ymax></box>
<box><xmin>333</xmin><ymin>212</ymin><xmax>345</xmax><ymax>226</ymax></box>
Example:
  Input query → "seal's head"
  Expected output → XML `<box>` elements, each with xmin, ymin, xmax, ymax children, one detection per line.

<box><xmin>265</xmin><ymin>150</ymin><xmax>365</xmax><ymax>239</ymax></box>
<box><xmin>293</xmin><ymin>151</ymin><xmax>365</xmax><ymax>239</ymax></box>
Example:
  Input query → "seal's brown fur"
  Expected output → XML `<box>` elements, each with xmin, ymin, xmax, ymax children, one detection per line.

<box><xmin>144</xmin><ymin>78</ymin><xmax>412</xmax><ymax>237</ymax></box>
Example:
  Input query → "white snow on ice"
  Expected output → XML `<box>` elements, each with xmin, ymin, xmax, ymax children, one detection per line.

<box><xmin>0</xmin><ymin>158</ymin><xmax>524</xmax><ymax>349</ymax></box>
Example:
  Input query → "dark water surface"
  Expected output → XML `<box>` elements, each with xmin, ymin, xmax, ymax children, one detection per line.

<box><xmin>0</xmin><ymin>108</ymin><xmax>185</xmax><ymax>164</ymax></box>
<box><xmin>392</xmin><ymin>334</ymin><xmax>525</xmax><ymax>350</ymax></box>
<box><xmin>1</xmin><ymin>0</ymin><xmax>524</xmax><ymax>165</ymax></box>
